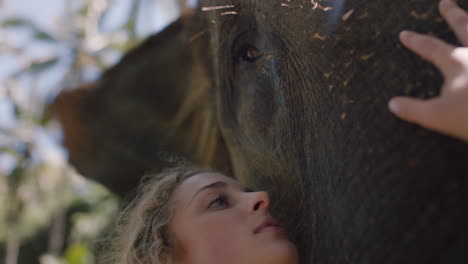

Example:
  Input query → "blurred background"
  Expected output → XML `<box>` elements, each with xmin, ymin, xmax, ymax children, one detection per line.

<box><xmin>0</xmin><ymin>0</ymin><xmax>183</xmax><ymax>263</ymax></box>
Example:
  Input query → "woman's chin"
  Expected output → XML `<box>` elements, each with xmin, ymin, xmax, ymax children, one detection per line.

<box><xmin>259</xmin><ymin>238</ymin><xmax>299</xmax><ymax>264</ymax></box>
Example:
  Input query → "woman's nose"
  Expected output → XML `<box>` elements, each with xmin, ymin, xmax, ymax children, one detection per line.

<box><xmin>248</xmin><ymin>191</ymin><xmax>270</xmax><ymax>214</ymax></box>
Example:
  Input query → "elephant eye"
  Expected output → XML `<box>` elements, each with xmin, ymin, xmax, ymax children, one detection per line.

<box><xmin>237</xmin><ymin>44</ymin><xmax>264</xmax><ymax>63</ymax></box>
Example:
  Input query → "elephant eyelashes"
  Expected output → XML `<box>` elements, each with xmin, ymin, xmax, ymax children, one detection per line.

<box><xmin>236</xmin><ymin>44</ymin><xmax>264</xmax><ymax>63</ymax></box>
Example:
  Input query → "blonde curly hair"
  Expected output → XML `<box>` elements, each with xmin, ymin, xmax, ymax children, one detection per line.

<box><xmin>102</xmin><ymin>166</ymin><xmax>214</xmax><ymax>264</ymax></box>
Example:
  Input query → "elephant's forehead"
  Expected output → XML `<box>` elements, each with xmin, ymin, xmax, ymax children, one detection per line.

<box><xmin>200</xmin><ymin>0</ymin><xmax>443</xmax><ymax>34</ymax></box>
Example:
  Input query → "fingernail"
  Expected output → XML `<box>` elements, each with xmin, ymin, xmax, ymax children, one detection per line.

<box><xmin>399</xmin><ymin>31</ymin><xmax>412</xmax><ymax>43</ymax></box>
<box><xmin>389</xmin><ymin>99</ymin><xmax>400</xmax><ymax>113</ymax></box>
<box><xmin>399</xmin><ymin>30</ymin><xmax>409</xmax><ymax>39</ymax></box>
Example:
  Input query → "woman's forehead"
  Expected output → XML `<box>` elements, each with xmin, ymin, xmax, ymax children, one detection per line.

<box><xmin>181</xmin><ymin>172</ymin><xmax>240</xmax><ymax>192</ymax></box>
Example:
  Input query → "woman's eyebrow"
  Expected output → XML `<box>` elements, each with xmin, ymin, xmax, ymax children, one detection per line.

<box><xmin>244</xmin><ymin>187</ymin><xmax>254</xmax><ymax>192</ymax></box>
<box><xmin>190</xmin><ymin>181</ymin><xmax>228</xmax><ymax>204</ymax></box>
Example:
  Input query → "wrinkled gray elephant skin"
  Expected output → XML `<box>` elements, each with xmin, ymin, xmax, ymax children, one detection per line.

<box><xmin>202</xmin><ymin>0</ymin><xmax>468</xmax><ymax>263</ymax></box>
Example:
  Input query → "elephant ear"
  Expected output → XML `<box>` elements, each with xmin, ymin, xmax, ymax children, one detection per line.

<box><xmin>52</xmin><ymin>16</ymin><xmax>231</xmax><ymax>197</ymax></box>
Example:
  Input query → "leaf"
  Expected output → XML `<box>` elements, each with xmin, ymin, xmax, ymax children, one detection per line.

<box><xmin>3</xmin><ymin>17</ymin><xmax>57</xmax><ymax>42</ymax></box>
<box><xmin>27</xmin><ymin>57</ymin><xmax>60</xmax><ymax>74</ymax></box>
<box><xmin>64</xmin><ymin>243</ymin><xmax>91</xmax><ymax>264</ymax></box>
<box><xmin>9</xmin><ymin>57</ymin><xmax>59</xmax><ymax>78</ymax></box>
<box><xmin>0</xmin><ymin>146</ymin><xmax>18</xmax><ymax>156</ymax></box>
<box><xmin>78</xmin><ymin>5</ymin><xmax>90</xmax><ymax>17</ymax></box>
<box><xmin>2</xmin><ymin>17</ymin><xmax>33</xmax><ymax>28</ymax></box>
<box><xmin>123</xmin><ymin>0</ymin><xmax>141</xmax><ymax>40</ymax></box>
<box><xmin>33</xmin><ymin>30</ymin><xmax>57</xmax><ymax>43</ymax></box>
<box><xmin>37</xmin><ymin>105</ymin><xmax>53</xmax><ymax>126</ymax></box>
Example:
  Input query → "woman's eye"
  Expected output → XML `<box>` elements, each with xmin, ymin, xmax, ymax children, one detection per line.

<box><xmin>208</xmin><ymin>194</ymin><xmax>229</xmax><ymax>209</ymax></box>
<box><xmin>238</xmin><ymin>45</ymin><xmax>263</xmax><ymax>63</ymax></box>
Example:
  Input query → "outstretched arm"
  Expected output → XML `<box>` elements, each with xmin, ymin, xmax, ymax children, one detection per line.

<box><xmin>389</xmin><ymin>0</ymin><xmax>468</xmax><ymax>143</ymax></box>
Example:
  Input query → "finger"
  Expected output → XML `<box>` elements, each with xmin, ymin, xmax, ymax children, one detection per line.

<box><xmin>399</xmin><ymin>31</ymin><xmax>456</xmax><ymax>76</ymax></box>
<box><xmin>390</xmin><ymin>96</ymin><xmax>468</xmax><ymax>142</ymax></box>
<box><xmin>388</xmin><ymin>97</ymin><xmax>447</xmax><ymax>132</ymax></box>
<box><xmin>439</xmin><ymin>0</ymin><xmax>468</xmax><ymax>46</ymax></box>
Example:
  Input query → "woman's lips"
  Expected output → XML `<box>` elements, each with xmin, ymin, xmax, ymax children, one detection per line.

<box><xmin>259</xmin><ymin>225</ymin><xmax>285</xmax><ymax>234</ymax></box>
<box><xmin>254</xmin><ymin>218</ymin><xmax>284</xmax><ymax>234</ymax></box>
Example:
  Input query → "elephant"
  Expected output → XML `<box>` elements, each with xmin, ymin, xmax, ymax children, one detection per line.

<box><xmin>53</xmin><ymin>0</ymin><xmax>468</xmax><ymax>263</ymax></box>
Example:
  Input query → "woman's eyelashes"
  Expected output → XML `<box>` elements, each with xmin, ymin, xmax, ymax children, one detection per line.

<box><xmin>208</xmin><ymin>194</ymin><xmax>230</xmax><ymax>209</ymax></box>
<box><xmin>206</xmin><ymin>188</ymin><xmax>254</xmax><ymax>209</ymax></box>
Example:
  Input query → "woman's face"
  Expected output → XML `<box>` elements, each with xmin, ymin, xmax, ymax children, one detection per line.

<box><xmin>169</xmin><ymin>172</ymin><xmax>299</xmax><ymax>264</ymax></box>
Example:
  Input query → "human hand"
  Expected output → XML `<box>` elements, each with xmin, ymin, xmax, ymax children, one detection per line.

<box><xmin>388</xmin><ymin>0</ymin><xmax>468</xmax><ymax>143</ymax></box>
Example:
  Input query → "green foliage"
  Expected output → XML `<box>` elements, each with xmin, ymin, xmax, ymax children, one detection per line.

<box><xmin>2</xmin><ymin>17</ymin><xmax>58</xmax><ymax>43</ymax></box>
<box><xmin>33</xmin><ymin>30</ymin><xmax>58</xmax><ymax>43</ymax></box>
<box><xmin>64</xmin><ymin>243</ymin><xmax>93</xmax><ymax>264</ymax></box>
<box><xmin>0</xmin><ymin>0</ymin><xmax>161</xmax><ymax>263</ymax></box>
<box><xmin>27</xmin><ymin>57</ymin><xmax>60</xmax><ymax>75</ymax></box>
<box><xmin>2</xmin><ymin>17</ymin><xmax>33</xmax><ymax>28</ymax></box>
